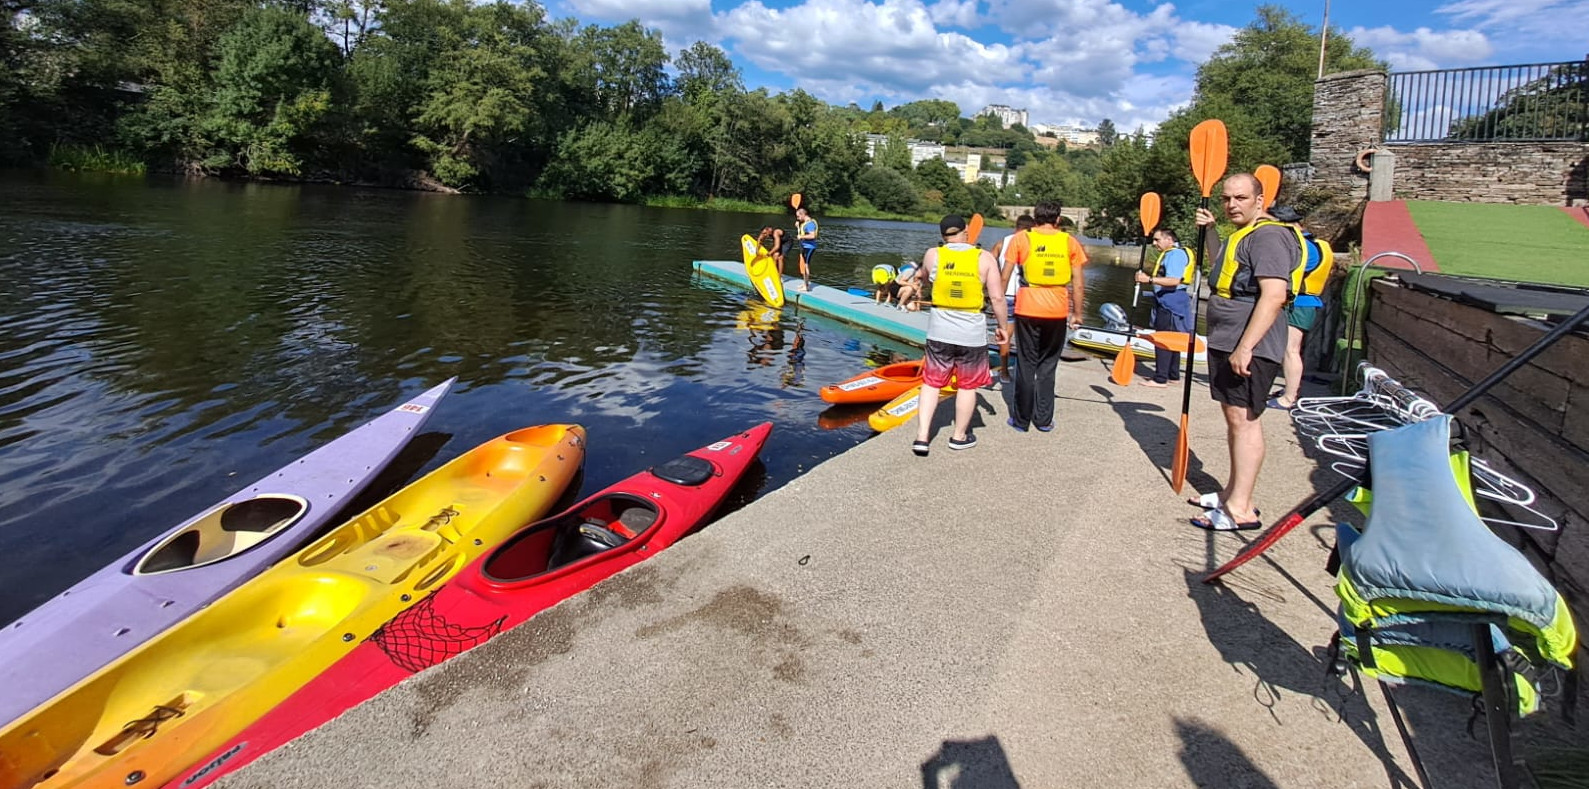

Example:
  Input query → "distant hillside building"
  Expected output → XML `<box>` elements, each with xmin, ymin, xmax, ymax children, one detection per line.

<box><xmin>1055</xmin><ymin>125</ymin><xmax>1100</xmax><ymax>146</ymax></box>
<box><xmin>909</xmin><ymin>142</ymin><xmax>947</xmax><ymax>168</ymax></box>
<box><xmin>945</xmin><ymin>153</ymin><xmax>982</xmax><ymax>184</ymax></box>
<box><xmin>978</xmin><ymin>104</ymin><xmax>1028</xmax><ymax>129</ymax></box>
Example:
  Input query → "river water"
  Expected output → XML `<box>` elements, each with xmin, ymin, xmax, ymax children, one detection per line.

<box><xmin>0</xmin><ymin>171</ymin><xmax>1138</xmax><ymax>623</ymax></box>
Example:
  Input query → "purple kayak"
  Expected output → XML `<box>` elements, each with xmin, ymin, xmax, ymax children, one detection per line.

<box><xmin>0</xmin><ymin>379</ymin><xmax>454</xmax><ymax>727</ymax></box>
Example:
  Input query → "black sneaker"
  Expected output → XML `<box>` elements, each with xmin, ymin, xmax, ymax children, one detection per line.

<box><xmin>948</xmin><ymin>435</ymin><xmax>977</xmax><ymax>450</ymax></box>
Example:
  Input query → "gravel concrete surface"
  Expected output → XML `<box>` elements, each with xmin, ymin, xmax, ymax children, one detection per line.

<box><xmin>223</xmin><ymin>357</ymin><xmax>1564</xmax><ymax>789</ymax></box>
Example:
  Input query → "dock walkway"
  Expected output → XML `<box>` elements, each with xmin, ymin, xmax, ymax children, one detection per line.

<box><xmin>227</xmin><ymin>364</ymin><xmax>1523</xmax><ymax>788</ymax></box>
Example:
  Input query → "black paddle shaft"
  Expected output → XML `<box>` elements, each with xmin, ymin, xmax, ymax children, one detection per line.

<box><xmin>1177</xmin><ymin>196</ymin><xmax>1211</xmax><ymax>416</ymax></box>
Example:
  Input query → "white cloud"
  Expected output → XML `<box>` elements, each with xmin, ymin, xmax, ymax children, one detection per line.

<box><xmin>926</xmin><ymin>0</ymin><xmax>980</xmax><ymax>28</ymax></box>
<box><xmin>1348</xmin><ymin>25</ymin><xmax>1493</xmax><ymax>71</ymax></box>
<box><xmin>1436</xmin><ymin>0</ymin><xmax>1589</xmax><ymax>56</ymax></box>
<box><xmin>1172</xmin><ymin>21</ymin><xmax>1237</xmax><ymax>66</ymax></box>
<box><xmin>564</xmin><ymin>0</ymin><xmax>719</xmax><ymax>48</ymax></box>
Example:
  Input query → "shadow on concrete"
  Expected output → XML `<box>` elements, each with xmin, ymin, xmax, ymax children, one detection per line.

<box><xmin>1182</xmin><ymin>568</ymin><xmax>1423</xmax><ymax>789</ymax></box>
<box><xmin>1174</xmin><ymin>717</ymin><xmax>1280</xmax><ymax>789</ymax></box>
<box><xmin>917</xmin><ymin>390</ymin><xmax>995</xmax><ymax>444</ymax></box>
<box><xmin>920</xmin><ymin>735</ymin><xmax>1023</xmax><ymax>789</ymax></box>
<box><xmin>1087</xmin><ymin>383</ymin><xmax>1221</xmax><ymax>494</ymax></box>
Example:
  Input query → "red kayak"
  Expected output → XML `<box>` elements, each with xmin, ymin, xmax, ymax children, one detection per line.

<box><xmin>819</xmin><ymin>360</ymin><xmax>924</xmax><ymax>404</ymax></box>
<box><xmin>165</xmin><ymin>422</ymin><xmax>773</xmax><ymax>789</ymax></box>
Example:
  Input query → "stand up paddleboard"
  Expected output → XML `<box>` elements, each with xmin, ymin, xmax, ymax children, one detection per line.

<box><xmin>740</xmin><ymin>235</ymin><xmax>785</xmax><ymax>308</ymax></box>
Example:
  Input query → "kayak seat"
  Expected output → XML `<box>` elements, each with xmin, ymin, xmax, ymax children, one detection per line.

<box><xmin>616</xmin><ymin>505</ymin><xmax>658</xmax><ymax>533</ymax></box>
<box><xmin>140</xmin><ymin>531</ymin><xmax>200</xmax><ymax>574</ymax></box>
<box><xmin>547</xmin><ymin>522</ymin><xmax>629</xmax><ymax>569</ymax></box>
<box><xmin>651</xmin><ymin>455</ymin><xmax>715</xmax><ymax>487</ymax></box>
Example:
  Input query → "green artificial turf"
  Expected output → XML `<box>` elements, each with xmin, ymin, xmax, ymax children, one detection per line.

<box><xmin>1406</xmin><ymin>201</ymin><xmax>1589</xmax><ymax>287</ymax></box>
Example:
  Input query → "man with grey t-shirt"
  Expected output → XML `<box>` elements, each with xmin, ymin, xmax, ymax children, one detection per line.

<box><xmin>1189</xmin><ymin>173</ymin><xmax>1302</xmax><ymax>532</ymax></box>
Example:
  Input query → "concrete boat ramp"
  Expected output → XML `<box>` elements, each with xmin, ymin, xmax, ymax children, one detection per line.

<box><xmin>227</xmin><ymin>367</ymin><xmax>1553</xmax><ymax>788</ymax></box>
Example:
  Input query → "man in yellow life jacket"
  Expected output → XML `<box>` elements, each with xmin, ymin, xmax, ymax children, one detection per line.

<box><xmin>1266</xmin><ymin>205</ymin><xmax>1335</xmax><ymax>411</ymax></box>
<box><xmin>1133</xmin><ymin>225</ymin><xmax>1194</xmax><ymax>388</ymax></box>
<box><xmin>1003</xmin><ymin>201</ymin><xmax>1087</xmax><ymax>432</ymax></box>
<box><xmin>911</xmin><ymin>214</ymin><xmax>1010</xmax><ymax>456</ymax></box>
<box><xmin>1189</xmin><ymin>173</ymin><xmax>1303</xmax><ymax>532</ymax></box>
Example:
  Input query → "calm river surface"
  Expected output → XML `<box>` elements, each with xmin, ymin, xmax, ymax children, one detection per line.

<box><xmin>0</xmin><ymin>171</ymin><xmax>1138</xmax><ymax>623</ymax></box>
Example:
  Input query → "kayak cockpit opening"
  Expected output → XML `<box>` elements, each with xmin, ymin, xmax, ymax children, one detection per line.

<box><xmin>133</xmin><ymin>494</ymin><xmax>308</xmax><ymax>575</ymax></box>
<box><xmin>482</xmin><ymin>494</ymin><xmax>661</xmax><ymax>583</ymax></box>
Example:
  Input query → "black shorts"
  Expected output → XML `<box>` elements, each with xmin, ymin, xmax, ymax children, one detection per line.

<box><xmin>882</xmin><ymin>282</ymin><xmax>902</xmax><ymax>299</ymax></box>
<box><xmin>1207</xmin><ymin>350</ymin><xmax>1282</xmax><ymax>415</ymax></box>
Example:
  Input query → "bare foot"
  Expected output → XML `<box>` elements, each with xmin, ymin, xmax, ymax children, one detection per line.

<box><xmin>1140</xmin><ymin>380</ymin><xmax>1167</xmax><ymax>388</ymax></box>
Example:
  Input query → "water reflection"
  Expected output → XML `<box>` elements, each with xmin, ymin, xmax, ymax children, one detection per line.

<box><xmin>0</xmin><ymin>171</ymin><xmax>1141</xmax><ymax>624</ymax></box>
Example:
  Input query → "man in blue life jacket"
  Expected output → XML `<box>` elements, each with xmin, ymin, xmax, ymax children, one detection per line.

<box><xmin>1189</xmin><ymin>173</ymin><xmax>1304</xmax><ymax>532</ymax></box>
<box><xmin>1266</xmin><ymin>205</ymin><xmax>1334</xmax><ymax>411</ymax></box>
<box><xmin>794</xmin><ymin>206</ymin><xmax>819</xmax><ymax>292</ymax></box>
<box><xmin>1133</xmin><ymin>226</ymin><xmax>1194</xmax><ymax>388</ymax></box>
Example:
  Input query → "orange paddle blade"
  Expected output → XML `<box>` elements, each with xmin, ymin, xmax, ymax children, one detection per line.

<box><xmin>1255</xmin><ymin>165</ymin><xmax>1280</xmax><ymax>209</ymax></box>
<box><xmin>1110</xmin><ymin>344</ymin><xmax>1135</xmax><ymax>387</ymax></box>
<box><xmin>790</xmin><ymin>193</ymin><xmax>802</xmax><ymax>209</ymax></box>
<box><xmin>1139</xmin><ymin>192</ymin><xmax>1161</xmax><ymax>237</ymax></box>
<box><xmin>1170</xmin><ymin>413</ymin><xmax>1190</xmax><ymax>493</ymax></box>
<box><xmin>1189</xmin><ymin>120</ymin><xmax>1229</xmax><ymax>198</ymax></box>
<box><xmin>967</xmin><ymin>213</ymin><xmax>985</xmax><ymax>244</ymax></box>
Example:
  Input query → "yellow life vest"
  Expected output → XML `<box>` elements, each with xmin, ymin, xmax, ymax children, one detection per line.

<box><xmin>797</xmin><ymin>218</ymin><xmax>819</xmax><ymax>241</ymax></box>
<box><xmin>1021</xmin><ymin>229</ymin><xmax>1072</xmax><ymax>286</ymax></box>
<box><xmin>931</xmin><ymin>245</ymin><xmax>984</xmax><ymax>311</ymax></box>
<box><xmin>1301</xmin><ymin>237</ymin><xmax>1335</xmax><ymax>296</ymax></box>
<box><xmin>1150</xmin><ymin>246</ymin><xmax>1196</xmax><ymax>287</ymax></box>
<box><xmin>1212</xmin><ymin>219</ymin><xmax>1305</xmax><ymax>301</ymax></box>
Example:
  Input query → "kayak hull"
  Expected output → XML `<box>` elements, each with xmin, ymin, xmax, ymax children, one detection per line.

<box><xmin>0</xmin><ymin>379</ymin><xmax>453</xmax><ymax>729</ymax></box>
<box><xmin>740</xmin><ymin>235</ymin><xmax>785</xmax><ymax>308</ymax></box>
<box><xmin>868</xmin><ymin>382</ymin><xmax>955</xmax><ymax>432</ymax></box>
<box><xmin>1068</xmin><ymin>327</ymin><xmax>1208</xmax><ymax>364</ymax></box>
<box><xmin>164</xmin><ymin>423</ymin><xmax>771</xmax><ymax>789</ymax></box>
<box><xmin>819</xmin><ymin>360</ymin><xmax>924</xmax><ymax>404</ymax></box>
<box><xmin>0</xmin><ymin>425</ymin><xmax>586</xmax><ymax>789</ymax></box>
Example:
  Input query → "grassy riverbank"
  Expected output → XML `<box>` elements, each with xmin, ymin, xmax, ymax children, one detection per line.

<box><xmin>47</xmin><ymin>144</ymin><xmax>146</xmax><ymax>175</ymax></box>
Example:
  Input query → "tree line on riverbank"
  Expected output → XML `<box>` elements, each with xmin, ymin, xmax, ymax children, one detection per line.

<box><xmin>1</xmin><ymin>1</ymin><xmax>1381</xmax><ymax>235</ymax></box>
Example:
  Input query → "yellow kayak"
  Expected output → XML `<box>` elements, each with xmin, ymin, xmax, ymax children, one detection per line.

<box><xmin>868</xmin><ymin>383</ymin><xmax>955</xmax><ymax>432</ymax></box>
<box><xmin>0</xmin><ymin>424</ymin><xmax>586</xmax><ymax>789</ymax></box>
<box><xmin>740</xmin><ymin>234</ymin><xmax>785</xmax><ymax>308</ymax></box>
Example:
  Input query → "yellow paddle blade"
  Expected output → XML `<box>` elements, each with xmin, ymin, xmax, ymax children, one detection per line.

<box><xmin>1255</xmin><ymin>164</ymin><xmax>1280</xmax><ymax>209</ymax></box>
<box><xmin>1139</xmin><ymin>192</ymin><xmax>1161</xmax><ymax>237</ymax></box>
<box><xmin>1190</xmin><ymin>120</ymin><xmax>1229</xmax><ymax>198</ymax></box>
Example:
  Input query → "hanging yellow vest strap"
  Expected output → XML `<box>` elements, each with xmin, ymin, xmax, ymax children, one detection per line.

<box><xmin>1212</xmin><ymin>219</ymin><xmax>1305</xmax><ymax>301</ymax></box>
<box><xmin>1021</xmin><ymin>230</ymin><xmax>1073</xmax><ymax>286</ymax></box>
<box><xmin>931</xmin><ymin>246</ymin><xmax>985</xmax><ymax>311</ymax></box>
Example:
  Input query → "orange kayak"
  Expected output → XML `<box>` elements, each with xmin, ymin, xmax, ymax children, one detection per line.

<box><xmin>819</xmin><ymin>360</ymin><xmax>924</xmax><ymax>404</ymax></box>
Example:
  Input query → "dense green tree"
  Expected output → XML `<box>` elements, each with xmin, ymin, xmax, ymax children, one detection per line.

<box><xmin>1096</xmin><ymin>118</ymin><xmax>1117</xmax><ymax>147</ymax></box>
<box><xmin>674</xmin><ymin>41</ymin><xmax>739</xmax><ymax>104</ymax></box>
<box><xmin>890</xmin><ymin>98</ymin><xmax>959</xmax><ymax>128</ymax></box>
<box><xmin>856</xmin><ymin>165</ymin><xmax>920</xmax><ymax>214</ymax></box>
<box><xmin>203</xmin><ymin>6</ymin><xmax>340</xmax><ymax>175</ymax></box>
<box><xmin>914</xmin><ymin>157</ymin><xmax>972</xmax><ymax>214</ymax></box>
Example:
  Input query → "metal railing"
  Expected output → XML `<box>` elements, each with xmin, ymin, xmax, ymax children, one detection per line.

<box><xmin>1383</xmin><ymin>60</ymin><xmax>1588</xmax><ymax>143</ymax></box>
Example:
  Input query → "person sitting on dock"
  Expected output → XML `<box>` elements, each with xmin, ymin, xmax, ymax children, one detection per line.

<box><xmin>1134</xmin><ymin>225</ymin><xmax>1194</xmax><ymax>388</ymax></box>
<box><xmin>913</xmin><ymin>215</ymin><xmax>1010</xmax><ymax>456</ymax></box>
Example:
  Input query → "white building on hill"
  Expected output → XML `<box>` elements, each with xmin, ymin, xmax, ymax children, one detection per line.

<box><xmin>977</xmin><ymin>104</ymin><xmax>1028</xmax><ymax>129</ymax></box>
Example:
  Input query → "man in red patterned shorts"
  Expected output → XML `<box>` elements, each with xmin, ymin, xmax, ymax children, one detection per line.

<box><xmin>912</xmin><ymin>215</ymin><xmax>1010</xmax><ymax>456</ymax></box>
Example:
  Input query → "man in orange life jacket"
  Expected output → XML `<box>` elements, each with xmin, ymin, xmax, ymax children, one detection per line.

<box><xmin>911</xmin><ymin>215</ymin><xmax>1010</xmax><ymax>456</ymax></box>
<box><xmin>1189</xmin><ymin>173</ymin><xmax>1303</xmax><ymax>531</ymax></box>
<box><xmin>1002</xmin><ymin>201</ymin><xmax>1087</xmax><ymax>432</ymax></box>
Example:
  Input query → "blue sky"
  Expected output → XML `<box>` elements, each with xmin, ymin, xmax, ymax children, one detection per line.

<box><xmin>542</xmin><ymin>0</ymin><xmax>1589</xmax><ymax>131</ymax></box>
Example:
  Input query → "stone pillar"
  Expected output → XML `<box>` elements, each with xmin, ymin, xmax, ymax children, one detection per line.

<box><xmin>1368</xmin><ymin>149</ymin><xmax>1395</xmax><ymax>201</ymax></box>
<box><xmin>1309</xmin><ymin>69</ymin><xmax>1387</xmax><ymax>202</ymax></box>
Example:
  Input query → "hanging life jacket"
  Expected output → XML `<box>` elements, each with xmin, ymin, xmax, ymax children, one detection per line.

<box><xmin>931</xmin><ymin>246</ymin><xmax>984</xmax><ymax>311</ymax></box>
<box><xmin>1020</xmin><ymin>229</ymin><xmax>1073</xmax><ymax>286</ymax></box>
<box><xmin>1211</xmin><ymin>219</ymin><xmax>1305</xmax><ymax>302</ymax></box>
<box><xmin>1150</xmin><ymin>245</ymin><xmax>1196</xmax><ymax>290</ymax></box>
<box><xmin>1294</xmin><ymin>235</ymin><xmax>1335</xmax><ymax>308</ymax></box>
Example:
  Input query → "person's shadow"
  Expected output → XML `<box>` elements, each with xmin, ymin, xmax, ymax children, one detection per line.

<box><xmin>1088</xmin><ymin>383</ymin><xmax>1221</xmax><ymax>493</ymax></box>
<box><xmin>920</xmin><ymin>735</ymin><xmax>1022</xmax><ymax>789</ymax></box>
<box><xmin>1182</xmin><ymin>567</ymin><xmax>1426</xmax><ymax>788</ymax></box>
<box><xmin>1174</xmin><ymin>717</ymin><xmax>1281</xmax><ymax>788</ymax></box>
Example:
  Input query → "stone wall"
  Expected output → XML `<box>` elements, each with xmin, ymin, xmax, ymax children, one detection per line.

<box><xmin>1307</xmin><ymin>69</ymin><xmax>1385</xmax><ymax>202</ymax></box>
<box><xmin>1308</xmin><ymin>68</ymin><xmax>1589</xmax><ymax>205</ymax></box>
<box><xmin>1365</xmin><ymin>279</ymin><xmax>1589</xmax><ymax>613</ymax></box>
<box><xmin>1390</xmin><ymin>143</ymin><xmax>1589</xmax><ymax>204</ymax></box>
